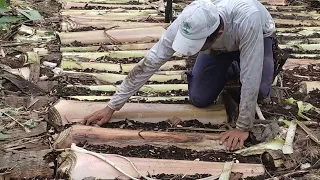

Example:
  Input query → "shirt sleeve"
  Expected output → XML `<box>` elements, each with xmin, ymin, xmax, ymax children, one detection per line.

<box><xmin>236</xmin><ymin>11</ymin><xmax>264</xmax><ymax>131</ymax></box>
<box><xmin>107</xmin><ymin>20</ymin><xmax>179</xmax><ymax>111</ymax></box>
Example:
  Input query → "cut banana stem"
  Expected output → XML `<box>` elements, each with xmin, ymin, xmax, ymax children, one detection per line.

<box><xmin>65</xmin><ymin>84</ymin><xmax>189</xmax><ymax>92</ymax></box>
<box><xmin>282</xmin><ymin>120</ymin><xmax>297</xmax><ymax>154</ymax></box>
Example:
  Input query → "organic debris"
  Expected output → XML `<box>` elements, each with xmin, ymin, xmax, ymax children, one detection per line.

<box><xmin>0</xmin><ymin>0</ymin><xmax>320</xmax><ymax>179</ymax></box>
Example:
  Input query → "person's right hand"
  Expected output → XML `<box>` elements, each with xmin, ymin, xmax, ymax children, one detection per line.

<box><xmin>83</xmin><ymin>106</ymin><xmax>115</xmax><ymax>126</ymax></box>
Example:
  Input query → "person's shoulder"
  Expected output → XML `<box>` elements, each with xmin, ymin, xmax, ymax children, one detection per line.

<box><xmin>224</xmin><ymin>0</ymin><xmax>259</xmax><ymax>11</ymax></box>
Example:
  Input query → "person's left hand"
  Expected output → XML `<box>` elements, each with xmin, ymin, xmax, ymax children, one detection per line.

<box><xmin>219</xmin><ymin>129</ymin><xmax>249</xmax><ymax>151</ymax></box>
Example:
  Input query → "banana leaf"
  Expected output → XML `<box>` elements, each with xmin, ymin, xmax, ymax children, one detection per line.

<box><xmin>17</xmin><ymin>9</ymin><xmax>43</xmax><ymax>20</ymax></box>
<box><xmin>0</xmin><ymin>0</ymin><xmax>7</xmax><ymax>8</ymax></box>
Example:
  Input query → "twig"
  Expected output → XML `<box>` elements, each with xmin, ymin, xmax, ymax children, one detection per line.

<box><xmin>27</xmin><ymin>98</ymin><xmax>39</xmax><ymax>110</ymax></box>
<box><xmin>0</xmin><ymin>46</ymin><xmax>5</xmax><ymax>57</ymax></box>
<box><xmin>138</xmin><ymin>130</ymin><xmax>145</xmax><ymax>140</ymax></box>
<box><xmin>266</xmin><ymin>170</ymin><xmax>309</xmax><ymax>180</ymax></box>
<box><xmin>256</xmin><ymin>104</ymin><xmax>266</xmax><ymax>120</ymax></box>
<box><xmin>5</xmin><ymin>136</ymin><xmax>43</xmax><ymax>149</ymax></box>
<box><xmin>2</xmin><ymin>112</ymin><xmax>31</xmax><ymax>133</ymax></box>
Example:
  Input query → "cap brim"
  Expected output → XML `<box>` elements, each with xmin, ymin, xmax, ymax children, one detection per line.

<box><xmin>172</xmin><ymin>29</ymin><xmax>207</xmax><ymax>56</ymax></box>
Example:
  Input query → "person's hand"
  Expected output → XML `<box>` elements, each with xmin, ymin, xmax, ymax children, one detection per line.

<box><xmin>83</xmin><ymin>106</ymin><xmax>115</xmax><ymax>126</ymax></box>
<box><xmin>219</xmin><ymin>128</ymin><xmax>249</xmax><ymax>151</ymax></box>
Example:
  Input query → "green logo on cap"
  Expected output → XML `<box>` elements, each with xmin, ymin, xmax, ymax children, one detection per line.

<box><xmin>182</xmin><ymin>21</ymin><xmax>191</xmax><ymax>35</ymax></box>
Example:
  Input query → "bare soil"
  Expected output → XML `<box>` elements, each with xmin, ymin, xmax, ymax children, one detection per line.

<box><xmin>102</xmin><ymin>119</ymin><xmax>223</xmax><ymax>131</ymax></box>
<box><xmin>78</xmin><ymin>143</ymin><xmax>261</xmax><ymax>164</ymax></box>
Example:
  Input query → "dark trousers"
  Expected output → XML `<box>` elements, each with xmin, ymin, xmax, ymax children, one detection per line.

<box><xmin>187</xmin><ymin>37</ymin><xmax>274</xmax><ymax>107</ymax></box>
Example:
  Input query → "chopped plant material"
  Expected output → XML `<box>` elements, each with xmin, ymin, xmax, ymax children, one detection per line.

<box><xmin>282</xmin><ymin>120</ymin><xmax>297</xmax><ymax>154</ymax></box>
<box><xmin>234</xmin><ymin>138</ymin><xmax>284</xmax><ymax>156</ymax></box>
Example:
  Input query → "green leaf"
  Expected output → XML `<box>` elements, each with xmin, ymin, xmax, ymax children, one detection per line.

<box><xmin>23</xmin><ymin>119</ymin><xmax>37</xmax><ymax>128</ymax></box>
<box><xmin>17</xmin><ymin>9</ymin><xmax>43</xmax><ymax>20</ymax></box>
<box><xmin>279</xmin><ymin>119</ymin><xmax>291</xmax><ymax>127</ymax></box>
<box><xmin>0</xmin><ymin>16</ymin><xmax>24</xmax><ymax>23</ymax></box>
<box><xmin>0</xmin><ymin>8</ymin><xmax>11</xmax><ymax>13</ymax></box>
<box><xmin>285</xmin><ymin>98</ymin><xmax>297</xmax><ymax>105</ymax></box>
<box><xmin>0</xmin><ymin>0</ymin><xmax>7</xmax><ymax>8</ymax></box>
<box><xmin>0</xmin><ymin>132</ymin><xmax>9</xmax><ymax>141</ymax></box>
<box><xmin>297</xmin><ymin>101</ymin><xmax>312</xmax><ymax>121</ymax></box>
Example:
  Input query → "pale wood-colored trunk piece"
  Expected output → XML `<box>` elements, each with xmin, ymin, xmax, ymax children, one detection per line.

<box><xmin>300</xmin><ymin>81</ymin><xmax>320</xmax><ymax>94</ymax></box>
<box><xmin>53</xmin><ymin>125</ymin><xmax>225</xmax><ymax>151</ymax></box>
<box><xmin>57</xmin><ymin>150</ymin><xmax>265</xmax><ymax>179</ymax></box>
<box><xmin>62</xmin><ymin>2</ymin><xmax>153</xmax><ymax>9</ymax></box>
<box><xmin>61</xmin><ymin>59</ymin><xmax>186</xmax><ymax>73</ymax></box>
<box><xmin>66</xmin><ymin>13</ymin><xmax>163</xmax><ymax>21</ymax></box>
<box><xmin>283</xmin><ymin>59</ymin><xmax>320</xmax><ymax>70</ymax></box>
<box><xmin>279</xmin><ymin>44</ymin><xmax>320</xmax><ymax>51</ymax></box>
<box><xmin>59</xmin><ymin>0</ymin><xmax>147</xmax><ymax>4</ymax></box>
<box><xmin>61</xmin><ymin>9</ymin><xmax>159</xmax><ymax>16</ymax></box>
<box><xmin>60</xmin><ymin>43</ymin><xmax>155</xmax><ymax>52</ymax></box>
<box><xmin>276</xmin><ymin>27</ymin><xmax>319</xmax><ymax>33</ymax></box>
<box><xmin>49</xmin><ymin>100</ymin><xmax>227</xmax><ymax>125</ymax></box>
<box><xmin>0</xmin><ymin>150</ymin><xmax>53</xmax><ymax>179</ymax></box>
<box><xmin>289</xmin><ymin>53</ymin><xmax>319</xmax><ymax>59</ymax></box>
<box><xmin>259</xmin><ymin>0</ymin><xmax>286</xmax><ymax>5</ymax></box>
<box><xmin>66</xmin><ymin>83</ymin><xmax>188</xmax><ymax>92</ymax></box>
<box><xmin>58</xmin><ymin>27</ymin><xmax>165</xmax><ymax>44</ymax></box>
<box><xmin>283</xmin><ymin>39</ymin><xmax>320</xmax><ymax>45</ymax></box>
<box><xmin>61</xmin><ymin>19</ymin><xmax>166</xmax><ymax>31</ymax></box>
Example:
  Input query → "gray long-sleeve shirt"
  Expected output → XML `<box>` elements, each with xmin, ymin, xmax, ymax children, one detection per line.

<box><xmin>107</xmin><ymin>0</ymin><xmax>276</xmax><ymax>131</ymax></box>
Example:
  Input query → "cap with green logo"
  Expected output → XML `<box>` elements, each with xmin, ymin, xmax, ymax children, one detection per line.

<box><xmin>172</xmin><ymin>0</ymin><xmax>220</xmax><ymax>56</ymax></box>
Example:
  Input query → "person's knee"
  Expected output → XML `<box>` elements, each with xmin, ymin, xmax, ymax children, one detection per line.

<box><xmin>189</xmin><ymin>93</ymin><xmax>216</xmax><ymax>108</ymax></box>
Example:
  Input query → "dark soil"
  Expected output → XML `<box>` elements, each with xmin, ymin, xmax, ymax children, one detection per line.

<box><xmin>276</xmin><ymin>23</ymin><xmax>319</xmax><ymax>28</ymax></box>
<box><xmin>68</xmin><ymin>26</ymin><xmax>106</xmax><ymax>32</ymax></box>
<box><xmin>94</xmin><ymin>56</ymin><xmax>183</xmax><ymax>64</ymax></box>
<box><xmin>70</xmin><ymin>5</ymin><xmax>148</xmax><ymax>10</ymax></box>
<box><xmin>102</xmin><ymin>119</ymin><xmax>222</xmax><ymax>131</ymax></box>
<box><xmin>309</xmin><ymin>89</ymin><xmax>320</xmax><ymax>107</ymax></box>
<box><xmin>142</xmin><ymin>173</ymin><xmax>266</xmax><ymax>180</ymax></box>
<box><xmin>130</xmin><ymin>17</ymin><xmax>164</xmax><ymax>23</ymax></box>
<box><xmin>79</xmin><ymin>143</ymin><xmax>261</xmax><ymax>164</ymax></box>
<box><xmin>141</xmin><ymin>174</ymin><xmax>211</xmax><ymax>180</ymax></box>
<box><xmin>66</xmin><ymin>97</ymin><xmax>190</xmax><ymax>104</ymax></box>
<box><xmin>271</xmin><ymin>14</ymin><xmax>314</xmax><ymax>21</ymax></box>
<box><xmin>52</xmin><ymin>75</ymin><xmax>99</xmax><ymax>86</ymax></box>
<box><xmin>67</xmin><ymin>41</ymin><xmax>87</xmax><ymax>47</ymax></box>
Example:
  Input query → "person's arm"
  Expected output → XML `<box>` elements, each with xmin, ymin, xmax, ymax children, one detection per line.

<box><xmin>107</xmin><ymin>21</ymin><xmax>179</xmax><ymax>111</ymax></box>
<box><xmin>236</xmin><ymin>11</ymin><xmax>264</xmax><ymax>131</ymax></box>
